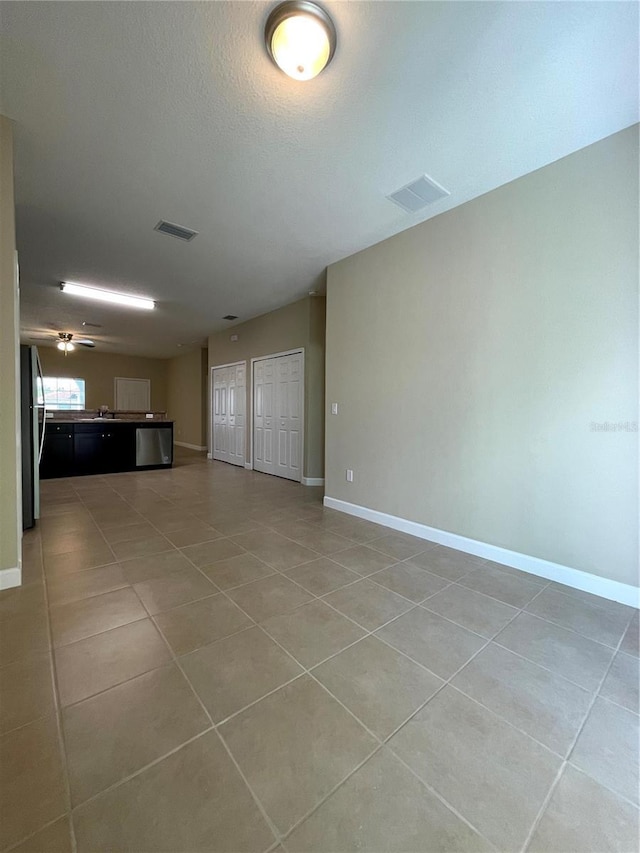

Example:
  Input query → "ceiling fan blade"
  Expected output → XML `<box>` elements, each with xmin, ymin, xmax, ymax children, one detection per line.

<box><xmin>76</xmin><ymin>339</ymin><xmax>96</xmax><ymax>347</ymax></box>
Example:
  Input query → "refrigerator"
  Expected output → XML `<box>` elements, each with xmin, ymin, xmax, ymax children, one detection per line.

<box><xmin>21</xmin><ymin>345</ymin><xmax>46</xmax><ymax>529</ymax></box>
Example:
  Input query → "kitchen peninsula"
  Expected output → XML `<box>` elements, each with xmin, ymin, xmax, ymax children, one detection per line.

<box><xmin>41</xmin><ymin>411</ymin><xmax>173</xmax><ymax>478</ymax></box>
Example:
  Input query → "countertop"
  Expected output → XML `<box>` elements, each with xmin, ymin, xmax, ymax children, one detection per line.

<box><xmin>48</xmin><ymin>419</ymin><xmax>174</xmax><ymax>425</ymax></box>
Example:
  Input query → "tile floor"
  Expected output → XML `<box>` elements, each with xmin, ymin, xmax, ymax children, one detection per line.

<box><xmin>1</xmin><ymin>449</ymin><xmax>639</xmax><ymax>852</ymax></box>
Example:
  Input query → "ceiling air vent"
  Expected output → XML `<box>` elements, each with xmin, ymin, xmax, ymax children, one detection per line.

<box><xmin>154</xmin><ymin>220</ymin><xmax>198</xmax><ymax>242</ymax></box>
<box><xmin>387</xmin><ymin>175</ymin><xmax>450</xmax><ymax>214</ymax></box>
<box><xmin>223</xmin><ymin>314</ymin><xmax>238</xmax><ymax>321</ymax></box>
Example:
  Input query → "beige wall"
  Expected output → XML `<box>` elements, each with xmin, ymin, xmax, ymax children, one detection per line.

<box><xmin>0</xmin><ymin>116</ymin><xmax>20</xmax><ymax>577</ymax></box>
<box><xmin>38</xmin><ymin>348</ymin><xmax>169</xmax><ymax>411</ymax></box>
<box><xmin>326</xmin><ymin>126</ymin><xmax>639</xmax><ymax>588</ymax></box>
<box><xmin>208</xmin><ymin>295</ymin><xmax>326</xmax><ymax>478</ymax></box>
<box><xmin>166</xmin><ymin>348</ymin><xmax>207</xmax><ymax>448</ymax></box>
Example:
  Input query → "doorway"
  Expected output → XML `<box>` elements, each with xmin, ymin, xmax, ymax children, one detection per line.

<box><xmin>252</xmin><ymin>350</ymin><xmax>303</xmax><ymax>482</ymax></box>
<box><xmin>211</xmin><ymin>362</ymin><xmax>246</xmax><ymax>467</ymax></box>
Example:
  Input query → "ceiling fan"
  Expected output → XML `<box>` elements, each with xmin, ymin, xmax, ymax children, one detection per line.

<box><xmin>26</xmin><ymin>331</ymin><xmax>96</xmax><ymax>355</ymax></box>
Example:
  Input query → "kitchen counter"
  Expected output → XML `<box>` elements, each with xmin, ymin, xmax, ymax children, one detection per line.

<box><xmin>41</xmin><ymin>420</ymin><xmax>174</xmax><ymax>478</ymax></box>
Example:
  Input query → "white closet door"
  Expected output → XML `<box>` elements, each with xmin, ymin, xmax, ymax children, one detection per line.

<box><xmin>227</xmin><ymin>363</ymin><xmax>246</xmax><ymax>466</ymax></box>
<box><xmin>254</xmin><ymin>352</ymin><xmax>302</xmax><ymax>482</ymax></box>
<box><xmin>253</xmin><ymin>358</ymin><xmax>275</xmax><ymax>475</ymax></box>
<box><xmin>213</xmin><ymin>364</ymin><xmax>245</xmax><ymax>466</ymax></box>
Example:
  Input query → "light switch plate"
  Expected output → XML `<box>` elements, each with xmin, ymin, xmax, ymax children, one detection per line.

<box><xmin>145</xmin><ymin>413</ymin><xmax>154</xmax><ymax>419</ymax></box>
<box><xmin>331</xmin><ymin>403</ymin><xmax>338</xmax><ymax>415</ymax></box>
<box><xmin>346</xmin><ymin>469</ymin><xmax>354</xmax><ymax>482</ymax></box>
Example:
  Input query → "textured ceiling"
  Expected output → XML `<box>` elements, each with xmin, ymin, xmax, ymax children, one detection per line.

<box><xmin>1</xmin><ymin>1</ymin><xmax>637</xmax><ymax>358</ymax></box>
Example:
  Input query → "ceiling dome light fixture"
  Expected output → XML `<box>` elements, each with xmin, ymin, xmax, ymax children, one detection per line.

<box><xmin>265</xmin><ymin>1</ymin><xmax>336</xmax><ymax>81</ymax></box>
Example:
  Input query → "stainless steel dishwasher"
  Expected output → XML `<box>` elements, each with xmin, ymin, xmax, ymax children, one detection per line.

<box><xmin>135</xmin><ymin>427</ymin><xmax>172</xmax><ymax>467</ymax></box>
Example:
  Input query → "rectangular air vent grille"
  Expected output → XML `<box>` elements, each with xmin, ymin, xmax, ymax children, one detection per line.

<box><xmin>154</xmin><ymin>220</ymin><xmax>198</xmax><ymax>241</ymax></box>
<box><xmin>387</xmin><ymin>175</ymin><xmax>450</xmax><ymax>213</ymax></box>
<box><xmin>223</xmin><ymin>314</ymin><xmax>238</xmax><ymax>321</ymax></box>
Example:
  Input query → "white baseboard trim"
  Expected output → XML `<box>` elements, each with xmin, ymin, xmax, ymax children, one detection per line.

<box><xmin>323</xmin><ymin>496</ymin><xmax>639</xmax><ymax>608</ymax></box>
<box><xmin>207</xmin><ymin>452</ymin><xmax>212</xmax><ymax>460</ymax></box>
<box><xmin>0</xmin><ymin>567</ymin><xmax>21</xmax><ymax>590</ymax></box>
<box><xmin>302</xmin><ymin>477</ymin><xmax>325</xmax><ymax>487</ymax></box>
<box><xmin>174</xmin><ymin>441</ymin><xmax>207</xmax><ymax>452</ymax></box>
<box><xmin>245</xmin><ymin>463</ymin><xmax>253</xmax><ymax>470</ymax></box>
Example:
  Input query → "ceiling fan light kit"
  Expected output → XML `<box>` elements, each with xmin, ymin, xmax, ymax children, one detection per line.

<box><xmin>60</xmin><ymin>281</ymin><xmax>155</xmax><ymax>311</ymax></box>
<box><xmin>265</xmin><ymin>0</ymin><xmax>336</xmax><ymax>81</ymax></box>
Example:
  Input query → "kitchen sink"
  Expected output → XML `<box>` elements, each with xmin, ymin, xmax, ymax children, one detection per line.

<box><xmin>77</xmin><ymin>417</ymin><xmax>124</xmax><ymax>421</ymax></box>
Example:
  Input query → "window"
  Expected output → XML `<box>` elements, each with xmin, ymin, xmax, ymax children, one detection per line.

<box><xmin>43</xmin><ymin>377</ymin><xmax>86</xmax><ymax>410</ymax></box>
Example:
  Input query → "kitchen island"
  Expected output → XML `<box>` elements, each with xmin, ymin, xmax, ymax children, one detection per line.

<box><xmin>41</xmin><ymin>419</ymin><xmax>173</xmax><ymax>478</ymax></box>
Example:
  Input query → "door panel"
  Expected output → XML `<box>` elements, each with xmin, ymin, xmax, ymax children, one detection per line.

<box><xmin>213</xmin><ymin>364</ymin><xmax>245</xmax><ymax>466</ymax></box>
<box><xmin>253</xmin><ymin>352</ymin><xmax>303</xmax><ymax>481</ymax></box>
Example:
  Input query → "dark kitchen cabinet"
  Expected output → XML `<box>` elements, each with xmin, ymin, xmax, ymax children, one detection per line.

<box><xmin>40</xmin><ymin>421</ymin><xmax>172</xmax><ymax>478</ymax></box>
<box><xmin>40</xmin><ymin>424</ymin><xmax>74</xmax><ymax>479</ymax></box>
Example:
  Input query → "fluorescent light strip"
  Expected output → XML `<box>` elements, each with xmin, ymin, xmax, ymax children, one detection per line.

<box><xmin>60</xmin><ymin>282</ymin><xmax>155</xmax><ymax>311</ymax></box>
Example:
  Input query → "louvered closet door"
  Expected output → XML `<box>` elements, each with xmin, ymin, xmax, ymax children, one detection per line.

<box><xmin>254</xmin><ymin>353</ymin><xmax>302</xmax><ymax>482</ymax></box>
<box><xmin>213</xmin><ymin>364</ymin><xmax>246</xmax><ymax>466</ymax></box>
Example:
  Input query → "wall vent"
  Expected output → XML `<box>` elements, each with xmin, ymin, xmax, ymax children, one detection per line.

<box><xmin>154</xmin><ymin>220</ymin><xmax>198</xmax><ymax>241</ymax></box>
<box><xmin>223</xmin><ymin>314</ymin><xmax>238</xmax><ymax>321</ymax></box>
<box><xmin>387</xmin><ymin>175</ymin><xmax>450</xmax><ymax>213</ymax></box>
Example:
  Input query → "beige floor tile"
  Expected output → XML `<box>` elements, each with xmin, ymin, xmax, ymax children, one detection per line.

<box><xmin>528</xmin><ymin>765</ymin><xmax>640</xmax><ymax>853</ymax></box>
<box><xmin>50</xmin><ymin>587</ymin><xmax>147</xmax><ymax>647</ymax></box>
<box><xmin>46</xmin><ymin>563</ymin><xmax>128</xmax><ymax>607</ymax></box>
<box><xmin>452</xmin><ymin>643</ymin><xmax>592</xmax><ymax>755</ymax></box>
<box><xmin>368</xmin><ymin>532</ymin><xmax>429</xmax><ymax>561</ymax></box>
<box><xmin>285</xmin><ymin>748</ymin><xmax>492</xmax><ymax>853</ymax></box>
<box><xmin>100</xmin><ymin>521</ymin><xmax>157</xmax><ymax>544</ymax></box>
<box><xmin>321</xmin><ymin>516</ymin><xmax>391</xmax><ymax>543</ymax></box>
<box><xmin>261</xmin><ymin>600</ymin><xmax>366</xmax><ymax>668</ymax></box>
<box><xmin>200</xmin><ymin>552</ymin><xmax>276</xmax><ymax>589</ymax></box>
<box><xmin>226</xmin><ymin>574</ymin><xmax>314</xmax><ymax>622</ymax></box>
<box><xmin>526</xmin><ymin>587</ymin><xmax>633</xmax><ymax>648</ymax></box>
<box><xmin>198</xmin><ymin>515</ymin><xmax>264</xmax><ymax>536</ymax></box>
<box><xmin>547</xmin><ymin>581</ymin><xmax>635</xmax><ymax>618</ymax></box>
<box><xmin>232</xmin><ymin>529</ymin><xmax>319</xmax><ymax>571</ymax></box>
<box><xmin>165</xmin><ymin>525</ymin><xmax>223</xmax><ymax>548</ymax></box>
<box><xmin>142</xmin><ymin>513</ymin><xmax>211</xmax><ymax>534</ymax></box>
<box><xmin>10</xmin><ymin>816</ymin><xmax>73</xmax><ymax>853</ymax></box>
<box><xmin>329</xmin><ymin>544</ymin><xmax>396</xmax><ymax>576</ymax></box>
<box><xmin>323</xmin><ymin>579</ymin><xmax>414</xmax><ymax>631</ymax></box>
<box><xmin>0</xmin><ymin>582</ymin><xmax>46</xmax><ymax>618</ymax></box>
<box><xmin>110</xmin><ymin>534</ymin><xmax>174</xmax><ymax>561</ymax></box>
<box><xmin>64</xmin><ymin>663</ymin><xmax>210</xmax><ymax>805</ymax></box>
<box><xmin>0</xmin><ymin>715</ymin><xmax>67</xmax><ymax>850</ymax></box>
<box><xmin>459</xmin><ymin>564</ymin><xmax>545</xmax><ymax>607</ymax></box>
<box><xmin>496</xmin><ymin>612</ymin><xmax>615</xmax><ymax>691</ymax></box>
<box><xmin>271</xmin><ymin>521</ymin><xmax>355</xmax><ymax>556</ymax></box>
<box><xmin>370</xmin><ymin>562</ymin><xmax>449</xmax><ymax>603</ymax></box>
<box><xmin>389</xmin><ymin>686</ymin><xmax>561</xmax><ymax>850</ymax></box>
<box><xmin>599</xmin><ymin>651</ymin><xmax>639</xmax><ymax>713</ymax></box>
<box><xmin>42</xmin><ymin>532</ymin><xmax>107</xmax><ymax>557</ymax></box>
<box><xmin>285</xmin><ymin>557</ymin><xmax>359</xmax><ymax>596</ymax></box>
<box><xmin>55</xmin><ymin>618</ymin><xmax>172</xmax><ymax>707</ymax></box>
<box><xmin>313</xmin><ymin>636</ymin><xmax>442</xmax><ymax>738</ymax></box>
<box><xmin>406</xmin><ymin>544</ymin><xmax>486</xmax><ymax>580</ymax></box>
<box><xmin>619</xmin><ymin>610</ymin><xmax>639</xmax><ymax>658</ymax></box>
<box><xmin>155</xmin><ymin>594</ymin><xmax>252</xmax><ymax>656</ymax></box>
<box><xmin>570</xmin><ymin>697</ymin><xmax>639</xmax><ymax>804</ymax></box>
<box><xmin>133</xmin><ymin>567</ymin><xmax>217</xmax><ymax>614</ymax></box>
<box><xmin>119</xmin><ymin>549</ymin><xmax>194</xmax><ymax>584</ymax></box>
<box><xmin>220</xmin><ymin>675</ymin><xmax>377</xmax><ymax>833</ymax></box>
<box><xmin>422</xmin><ymin>583</ymin><xmax>518</xmax><ymax>638</ymax></box>
<box><xmin>73</xmin><ymin>730</ymin><xmax>275</xmax><ymax>852</ymax></box>
<box><xmin>44</xmin><ymin>546</ymin><xmax>116</xmax><ymax>579</ymax></box>
<box><xmin>376</xmin><ymin>606</ymin><xmax>485</xmax><ymax>678</ymax></box>
<box><xmin>180</xmin><ymin>626</ymin><xmax>302</xmax><ymax>722</ymax></box>
<box><xmin>182</xmin><ymin>537</ymin><xmax>246</xmax><ymax>567</ymax></box>
<box><xmin>0</xmin><ymin>607</ymin><xmax>51</xmax><ymax>667</ymax></box>
<box><xmin>0</xmin><ymin>653</ymin><xmax>55</xmax><ymax>734</ymax></box>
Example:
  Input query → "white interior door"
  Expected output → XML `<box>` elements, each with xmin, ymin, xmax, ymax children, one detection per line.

<box><xmin>115</xmin><ymin>378</ymin><xmax>150</xmax><ymax>410</ymax></box>
<box><xmin>212</xmin><ymin>363</ymin><xmax>245</xmax><ymax>466</ymax></box>
<box><xmin>254</xmin><ymin>352</ymin><xmax>302</xmax><ymax>481</ymax></box>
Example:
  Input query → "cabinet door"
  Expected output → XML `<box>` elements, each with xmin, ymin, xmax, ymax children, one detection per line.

<box><xmin>103</xmin><ymin>428</ymin><xmax>134</xmax><ymax>472</ymax></box>
<box><xmin>40</xmin><ymin>432</ymin><xmax>74</xmax><ymax>479</ymax></box>
<box><xmin>74</xmin><ymin>432</ymin><xmax>105</xmax><ymax>475</ymax></box>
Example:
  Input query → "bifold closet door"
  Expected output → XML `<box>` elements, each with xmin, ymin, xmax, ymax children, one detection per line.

<box><xmin>253</xmin><ymin>352</ymin><xmax>302</xmax><ymax>481</ymax></box>
<box><xmin>212</xmin><ymin>363</ymin><xmax>245</xmax><ymax>466</ymax></box>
